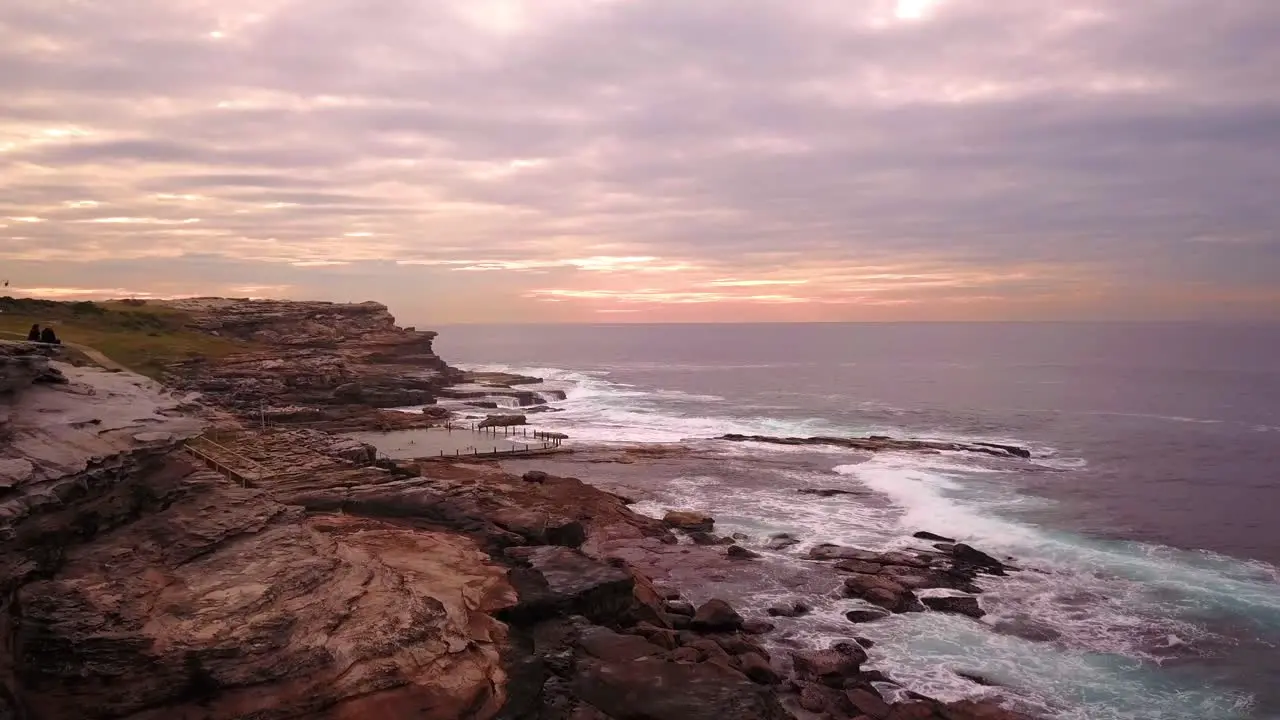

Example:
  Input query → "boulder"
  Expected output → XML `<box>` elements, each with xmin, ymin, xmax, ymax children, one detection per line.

<box><xmin>922</xmin><ymin>595</ymin><xmax>985</xmax><ymax>619</ymax></box>
<box><xmin>688</xmin><ymin>531</ymin><xmax>720</xmax><ymax>546</ymax></box>
<box><xmin>522</xmin><ymin>470</ymin><xmax>549</xmax><ymax>483</ymax></box>
<box><xmin>738</xmin><ymin>652</ymin><xmax>781</xmax><ymax>685</ymax></box>
<box><xmin>913</xmin><ymin>530</ymin><xmax>956</xmax><ymax>543</ymax></box>
<box><xmin>691</xmin><ymin>599</ymin><xmax>744</xmax><ymax>632</ymax></box>
<box><xmin>727</xmin><ymin>545</ymin><xmax>761</xmax><ymax>560</ymax></box>
<box><xmin>842</xmin><ymin>574</ymin><xmax>923</xmax><ymax>613</ymax></box>
<box><xmin>663</xmin><ymin>511</ymin><xmax>714</xmax><ymax>533</ymax></box>
<box><xmin>741</xmin><ymin>619</ymin><xmax>776</xmax><ymax>635</ymax></box>
<box><xmin>790</xmin><ymin>642</ymin><xmax>868</xmax><ymax>687</ymax></box>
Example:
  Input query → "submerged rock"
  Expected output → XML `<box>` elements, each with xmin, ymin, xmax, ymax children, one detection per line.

<box><xmin>922</xmin><ymin>595</ymin><xmax>985</xmax><ymax>619</ymax></box>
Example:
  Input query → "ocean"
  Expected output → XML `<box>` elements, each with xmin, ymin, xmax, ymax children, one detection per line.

<box><xmin>431</xmin><ymin>322</ymin><xmax>1280</xmax><ymax>720</ymax></box>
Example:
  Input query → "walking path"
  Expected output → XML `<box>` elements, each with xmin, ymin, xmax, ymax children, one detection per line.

<box><xmin>0</xmin><ymin>331</ymin><xmax>131</xmax><ymax>373</ymax></box>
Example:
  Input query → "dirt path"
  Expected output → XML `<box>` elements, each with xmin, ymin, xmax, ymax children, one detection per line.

<box><xmin>0</xmin><ymin>331</ymin><xmax>131</xmax><ymax>373</ymax></box>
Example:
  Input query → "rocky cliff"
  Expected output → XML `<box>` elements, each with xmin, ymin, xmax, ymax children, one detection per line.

<box><xmin>160</xmin><ymin>298</ymin><xmax>463</xmax><ymax>418</ymax></box>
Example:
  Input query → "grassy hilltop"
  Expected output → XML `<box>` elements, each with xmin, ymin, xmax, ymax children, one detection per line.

<box><xmin>0</xmin><ymin>297</ymin><xmax>254</xmax><ymax>378</ymax></box>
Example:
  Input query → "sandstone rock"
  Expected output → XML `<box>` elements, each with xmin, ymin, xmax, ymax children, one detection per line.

<box><xmin>727</xmin><ymin>545</ymin><xmax>761</xmax><ymax>560</ymax></box>
<box><xmin>630</xmin><ymin>622</ymin><xmax>679</xmax><ymax>651</ymax></box>
<box><xmin>663</xmin><ymin>510</ymin><xmax>714</xmax><ymax>532</ymax></box>
<box><xmin>922</xmin><ymin>595</ymin><xmax>985</xmax><ymax>619</ymax></box>
<box><xmin>692</xmin><ymin>598</ymin><xmax>744</xmax><ymax>632</ymax></box>
<box><xmin>847</xmin><ymin>688</ymin><xmax>893</xmax><ymax>719</ymax></box>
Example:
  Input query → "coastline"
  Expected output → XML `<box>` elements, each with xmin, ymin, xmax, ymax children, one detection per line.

<box><xmin>0</xmin><ymin>298</ymin><xmax>1058</xmax><ymax>719</ymax></box>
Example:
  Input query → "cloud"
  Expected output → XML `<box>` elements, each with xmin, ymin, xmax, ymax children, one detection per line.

<box><xmin>2</xmin><ymin>0</ymin><xmax>1278</xmax><ymax>321</ymax></box>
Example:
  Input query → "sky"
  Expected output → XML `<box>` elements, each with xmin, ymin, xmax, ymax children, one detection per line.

<box><xmin>2</xmin><ymin>0</ymin><xmax>1278</xmax><ymax>324</ymax></box>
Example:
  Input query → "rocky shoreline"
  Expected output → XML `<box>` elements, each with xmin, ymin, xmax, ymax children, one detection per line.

<box><xmin>0</xmin><ymin>298</ymin><xmax>1036</xmax><ymax>720</ymax></box>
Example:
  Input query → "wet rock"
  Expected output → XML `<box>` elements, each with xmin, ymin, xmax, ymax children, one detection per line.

<box><xmin>522</xmin><ymin>470</ymin><xmax>549</xmax><ymax>483</ymax></box>
<box><xmin>809</xmin><ymin>544</ymin><xmax>886</xmax><ymax>562</ymax></box>
<box><xmin>943</xmin><ymin>699</ymin><xmax>1037</xmax><ymax>719</ymax></box>
<box><xmin>766</xmin><ymin>600</ymin><xmax>811</xmax><ymax>618</ymax></box>
<box><xmin>847</xmin><ymin>688</ymin><xmax>893</xmax><ymax>719</ymax></box>
<box><xmin>727</xmin><ymin>545</ymin><xmax>761</xmax><ymax>560</ymax></box>
<box><xmin>628</xmin><ymin>622</ymin><xmax>679</xmax><ymax>651</ymax></box>
<box><xmin>854</xmin><ymin>636</ymin><xmax>876</xmax><ymax>649</ymax></box>
<box><xmin>954</xmin><ymin>670</ymin><xmax>1001</xmax><ymax>687</ymax></box>
<box><xmin>842</xmin><ymin>574</ymin><xmax>923</xmax><ymax>613</ymax></box>
<box><xmin>572</xmin><ymin>652</ymin><xmax>791</xmax><ymax>720</ymax></box>
<box><xmin>663</xmin><ymin>510</ymin><xmax>714</xmax><ymax>533</ymax></box>
<box><xmin>502</xmin><ymin>546</ymin><xmax>635</xmax><ymax>625</ymax></box>
<box><xmin>479</xmin><ymin>413</ymin><xmax>527</xmax><ymax>428</ymax></box>
<box><xmin>691</xmin><ymin>598</ymin><xmax>744</xmax><ymax>632</ymax></box>
<box><xmin>798</xmin><ymin>488</ymin><xmax>865</xmax><ymax>498</ymax></box>
<box><xmin>913</xmin><ymin>531</ymin><xmax>956</xmax><ymax>543</ymax></box>
<box><xmin>742</xmin><ymin>619</ymin><xmax>776</xmax><ymax>635</ymax></box>
<box><xmin>670</xmin><ymin>647</ymin><xmax>701</xmax><ymax>663</ymax></box>
<box><xmin>952</xmin><ymin>543</ymin><xmax>1007</xmax><ymax>575</ymax></box>
<box><xmin>934</xmin><ymin>543</ymin><xmax>956</xmax><ymax>553</ymax></box>
<box><xmin>991</xmin><ymin>616</ymin><xmax>1062</xmax><ymax>643</ymax></box>
<box><xmin>922</xmin><ymin>595</ymin><xmax>985</xmax><ymax>619</ymax></box>
<box><xmin>791</xmin><ymin>641</ymin><xmax>868</xmax><ymax>687</ymax></box>
<box><xmin>718</xmin><ymin>434</ymin><xmax>1032</xmax><ymax>460</ymax></box>
<box><xmin>835</xmin><ymin>559</ymin><xmax>884</xmax><ymax>574</ymax></box>
<box><xmin>688</xmin><ymin>531</ymin><xmax>721</xmax><ymax>546</ymax></box>
<box><xmin>577</xmin><ymin>626</ymin><xmax>666</xmax><ymax>662</ymax></box>
<box><xmin>738</xmin><ymin>652</ymin><xmax>781</xmax><ymax>685</ymax></box>
<box><xmin>798</xmin><ymin>682</ymin><xmax>836</xmax><ymax>713</ymax></box>
<box><xmin>766</xmin><ymin>533</ymin><xmax>800</xmax><ymax>551</ymax></box>
<box><xmin>664</xmin><ymin>600</ymin><xmax>696</xmax><ymax>617</ymax></box>
<box><xmin>845</xmin><ymin>608</ymin><xmax>891</xmax><ymax>624</ymax></box>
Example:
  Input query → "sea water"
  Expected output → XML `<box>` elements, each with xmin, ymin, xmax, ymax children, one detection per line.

<box><xmin>431</xmin><ymin>322</ymin><xmax>1280</xmax><ymax>720</ymax></box>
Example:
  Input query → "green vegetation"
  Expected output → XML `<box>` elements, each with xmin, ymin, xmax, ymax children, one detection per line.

<box><xmin>0</xmin><ymin>297</ymin><xmax>255</xmax><ymax>378</ymax></box>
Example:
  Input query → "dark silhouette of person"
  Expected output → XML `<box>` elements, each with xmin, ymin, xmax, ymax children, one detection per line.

<box><xmin>39</xmin><ymin>327</ymin><xmax>60</xmax><ymax>345</ymax></box>
<box><xmin>27</xmin><ymin>324</ymin><xmax>41</xmax><ymax>341</ymax></box>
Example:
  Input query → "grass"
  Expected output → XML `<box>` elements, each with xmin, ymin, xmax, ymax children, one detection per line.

<box><xmin>0</xmin><ymin>297</ymin><xmax>257</xmax><ymax>378</ymax></box>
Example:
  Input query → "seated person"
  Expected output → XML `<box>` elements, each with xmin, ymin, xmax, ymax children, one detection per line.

<box><xmin>39</xmin><ymin>327</ymin><xmax>61</xmax><ymax>345</ymax></box>
<box><xmin>27</xmin><ymin>324</ymin><xmax>40</xmax><ymax>341</ymax></box>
